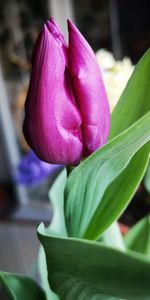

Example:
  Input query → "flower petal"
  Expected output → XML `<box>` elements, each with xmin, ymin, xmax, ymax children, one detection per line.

<box><xmin>23</xmin><ymin>21</ymin><xmax>83</xmax><ymax>165</ymax></box>
<box><xmin>67</xmin><ymin>19</ymin><xmax>110</xmax><ymax>155</ymax></box>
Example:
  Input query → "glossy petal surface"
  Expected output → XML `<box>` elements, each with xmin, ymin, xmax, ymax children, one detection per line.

<box><xmin>23</xmin><ymin>21</ymin><xmax>83</xmax><ymax>165</ymax></box>
<box><xmin>68</xmin><ymin>19</ymin><xmax>110</xmax><ymax>155</ymax></box>
<box><xmin>24</xmin><ymin>19</ymin><xmax>110</xmax><ymax>165</ymax></box>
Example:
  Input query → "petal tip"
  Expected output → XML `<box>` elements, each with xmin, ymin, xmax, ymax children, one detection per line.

<box><xmin>67</xmin><ymin>19</ymin><xmax>77</xmax><ymax>34</ymax></box>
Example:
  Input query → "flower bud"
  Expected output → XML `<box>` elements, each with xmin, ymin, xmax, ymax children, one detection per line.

<box><xmin>23</xmin><ymin>19</ymin><xmax>83</xmax><ymax>165</ymax></box>
<box><xmin>23</xmin><ymin>19</ymin><xmax>110</xmax><ymax>165</ymax></box>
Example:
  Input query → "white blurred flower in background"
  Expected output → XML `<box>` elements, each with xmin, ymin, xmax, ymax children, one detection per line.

<box><xmin>96</xmin><ymin>49</ymin><xmax>134</xmax><ymax>112</ymax></box>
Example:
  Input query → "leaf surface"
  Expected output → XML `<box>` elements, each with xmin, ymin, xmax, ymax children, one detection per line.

<box><xmin>124</xmin><ymin>215</ymin><xmax>150</xmax><ymax>258</ymax></box>
<box><xmin>38</xmin><ymin>169</ymin><xmax>67</xmax><ymax>300</ymax></box>
<box><xmin>0</xmin><ymin>271</ymin><xmax>46</xmax><ymax>300</ymax></box>
<box><xmin>109</xmin><ymin>49</ymin><xmax>150</xmax><ymax>139</ymax></box>
<box><xmin>38</xmin><ymin>224</ymin><xmax>150</xmax><ymax>300</ymax></box>
<box><xmin>65</xmin><ymin>112</ymin><xmax>150</xmax><ymax>239</ymax></box>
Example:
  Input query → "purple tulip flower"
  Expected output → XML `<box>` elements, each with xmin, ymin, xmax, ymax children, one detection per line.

<box><xmin>23</xmin><ymin>19</ymin><xmax>110</xmax><ymax>165</ymax></box>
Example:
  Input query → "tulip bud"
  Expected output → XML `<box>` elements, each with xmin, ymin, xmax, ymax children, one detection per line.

<box><xmin>23</xmin><ymin>19</ymin><xmax>110</xmax><ymax>165</ymax></box>
<box><xmin>23</xmin><ymin>19</ymin><xmax>83</xmax><ymax>165</ymax></box>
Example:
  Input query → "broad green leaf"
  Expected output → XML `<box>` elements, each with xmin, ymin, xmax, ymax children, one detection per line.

<box><xmin>94</xmin><ymin>49</ymin><xmax>150</xmax><ymax>241</ymax></box>
<box><xmin>124</xmin><ymin>215</ymin><xmax>150</xmax><ymax>258</ymax></box>
<box><xmin>65</xmin><ymin>112</ymin><xmax>150</xmax><ymax>239</ymax></box>
<box><xmin>65</xmin><ymin>50</ymin><xmax>150</xmax><ymax>239</ymax></box>
<box><xmin>85</xmin><ymin>143</ymin><xmax>149</xmax><ymax>240</ymax></box>
<box><xmin>38</xmin><ymin>169</ymin><xmax>67</xmax><ymax>300</ymax></box>
<box><xmin>109</xmin><ymin>49</ymin><xmax>150</xmax><ymax>139</ymax></box>
<box><xmin>0</xmin><ymin>271</ymin><xmax>46</xmax><ymax>300</ymax></box>
<box><xmin>38</xmin><ymin>223</ymin><xmax>150</xmax><ymax>300</ymax></box>
<box><xmin>38</xmin><ymin>248</ymin><xmax>59</xmax><ymax>300</ymax></box>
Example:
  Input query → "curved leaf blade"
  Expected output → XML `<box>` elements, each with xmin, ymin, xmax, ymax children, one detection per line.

<box><xmin>144</xmin><ymin>162</ymin><xmax>150</xmax><ymax>193</ymax></box>
<box><xmin>91</xmin><ymin>48</ymin><xmax>150</xmax><ymax>240</ymax></box>
<box><xmin>38</xmin><ymin>224</ymin><xmax>150</xmax><ymax>300</ymax></box>
<box><xmin>65</xmin><ymin>112</ymin><xmax>150</xmax><ymax>238</ymax></box>
<box><xmin>85</xmin><ymin>143</ymin><xmax>150</xmax><ymax>239</ymax></box>
<box><xmin>38</xmin><ymin>170</ymin><xmax>67</xmax><ymax>300</ymax></box>
<box><xmin>0</xmin><ymin>271</ymin><xmax>46</xmax><ymax>300</ymax></box>
<box><xmin>124</xmin><ymin>215</ymin><xmax>150</xmax><ymax>258</ymax></box>
<box><xmin>109</xmin><ymin>49</ymin><xmax>150</xmax><ymax>139</ymax></box>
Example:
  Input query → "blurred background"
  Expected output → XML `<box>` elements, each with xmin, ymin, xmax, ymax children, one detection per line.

<box><xmin>0</xmin><ymin>0</ymin><xmax>150</xmax><ymax>287</ymax></box>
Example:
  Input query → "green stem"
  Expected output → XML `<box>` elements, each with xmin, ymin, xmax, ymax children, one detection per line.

<box><xmin>66</xmin><ymin>165</ymin><xmax>74</xmax><ymax>177</ymax></box>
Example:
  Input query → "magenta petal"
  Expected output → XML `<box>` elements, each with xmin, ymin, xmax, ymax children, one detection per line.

<box><xmin>23</xmin><ymin>21</ymin><xmax>83</xmax><ymax>165</ymax></box>
<box><xmin>67</xmin><ymin>19</ymin><xmax>110</xmax><ymax>154</ymax></box>
<box><xmin>46</xmin><ymin>18</ymin><xmax>67</xmax><ymax>47</ymax></box>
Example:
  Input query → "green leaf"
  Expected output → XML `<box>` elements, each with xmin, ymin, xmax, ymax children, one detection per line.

<box><xmin>124</xmin><ymin>215</ymin><xmax>150</xmax><ymax>258</ymax></box>
<box><xmin>109</xmin><ymin>49</ymin><xmax>150</xmax><ymax>139</ymax></box>
<box><xmin>94</xmin><ymin>49</ymin><xmax>150</xmax><ymax>241</ymax></box>
<box><xmin>99</xmin><ymin>222</ymin><xmax>125</xmax><ymax>250</ymax></box>
<box><xmin>144</xmin><ymin>162</ymin><xmax>150</xmax><ymax>193</ymax></box>
<box><xmin>65</xmin><ymin>50</ymin><xmax>150</xmax><ymax>239</ymax></box>
<box><xmin>38</xmin><ymin>169</ymin><xmax>67</xmax><ymax>300</ymax></box>
<box><xmin>38</xmin><ymin>223</ymin><xmax>150</xmax><ymax>300</ymax></box>
<box><xmin>48</xmin><ymin>169</ymin><xmax>67</xmax><ymax>237</ymax></box>
<box><xmin>65</xmin><ymin>112</ymin><xmax>150</xmax><ymax>239</ymax></box>
<box><xmin>85</xmin><ymin>143</ymin><xmax>150</xmax><ymax>240</ymax></box>
<box><xmin>0</xmin><ymin>271</ymin><xmax>46</xmax><ymax>300</ymax></box>
<box><xmin>38</xmin><ymin>248</ymin><xmax>59</xmax><ymax>300</ymax></box>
